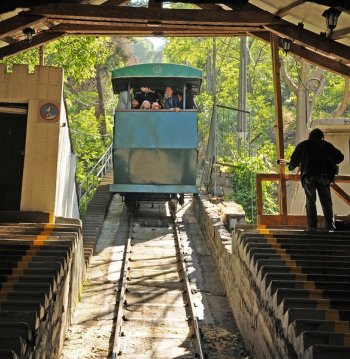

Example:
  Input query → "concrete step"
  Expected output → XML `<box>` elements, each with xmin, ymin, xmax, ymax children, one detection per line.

<box><xmin>281</xmin><ymin>298</ymin><xmax>350</xmax><ymax>314</ymax></box>
<box><xmin>252</xmin><ymin>253</ymin><xmax>350</xmax><ymax>263</ymax></box>
<box><xmin>0</xmin><ymin>322</ymin><xmax>32</xmax><ymax>341</ymax></box>
<box><xmin>0</xmin><ymin>274</ymin><xmax>57</xmax><ymax>292</ymax></box>
<box><xmin>0</xmin><ymin>266</ymin><xmax>62</xmax><ymax>279</ymax></box>
<box><xmin>0</xmin><ymin>300</ymin><xmax>45</xmax><ymax>319</ymax></box>
<box><xmin>0</xmin><ymin>290</ymin><xmax>49</xmax><ymax>309</ymax></box>
<box><xmin>268</xmin><ymin>280</ymin><xmax>350</xmax><ymax>295</ymax></box>
<box><xmin>0</xmin><ymin>249</ymin><xmax>69</xmax><ymax>262</ymax></box>
<box><xmin>285</xmin><ymin>307</ymin><xmax>350</xmax><ymax>325</ymax></box>
<box><xmin>0</xmin><ymin>337</ymin><xmax>26</xmax><ymax>358</ymax></box>
<box><xmin>0</xmin><ymin>254</ymin><xmax>67</xmax><ymax>268</ymax></box>
<box><xmin>304</xmin><ymin>344</ymin><xmax>350</xmax><ymax>359</ymax></box>
<box><xmin>301</xmin><ymin>331</ymin><xmax>350</xmax><ymax>351</ymax></box>
<box><xmin>0</xmin><ymin>349</ymin><xmax>18</xmax><ymax>359</ymax></box>
<box><xmin>260</xmin><ymin>265</ymin><xmax>350</xmax><ymax>278</ymax></box>
<box><xmin>247</xmin><ymin>245</ymin><xmax>348</xmax><ymax>257</ymax></box>
<box><xmin>0</xmin><ymin>311</ymin><xmax>39</xmax><ymax>330</ymax></box>
<box><xmin>290</xmin><ymin>319</ymin><xmax>350</xmax><ymax>337</ymax></box>
<box><xmin>0</xmin><ymin>282</ymin><xmax>53</xmax><ymax>299</ymax></box>
<box><xmin>256</xmin><ymin>259</ymin><xmax>350</xmax><ymax>271</ymax></box>
<box><xmin>275</xmin><ymin>288</ymin><xmax>350</xmax><ymax>305</ymax></box>
<box><xmin>0</xmin><ymin>260</ymin><xmax>64</xmax><ymax>276</ymax></box>
<box><xmin>242</xmin><ymin>234</ymin><xmax>350</xmax><ymax>243</ymax></box>
<box><xmin>263</xmin><ymin>272</ymin><xmax>350</xmax><ymax>288</ymax></box>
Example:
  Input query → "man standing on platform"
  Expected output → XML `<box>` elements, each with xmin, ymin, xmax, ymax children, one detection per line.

<box><xmin>287</xmin><ymin>128</ymin><xmax>344</xmax><ymax>231</ymax></box>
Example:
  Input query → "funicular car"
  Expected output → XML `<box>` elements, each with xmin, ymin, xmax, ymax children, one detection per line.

<box><xmin>110</xmin><ymin>63</ymin><xmax>202</xmax><ymax>210</ymax></box>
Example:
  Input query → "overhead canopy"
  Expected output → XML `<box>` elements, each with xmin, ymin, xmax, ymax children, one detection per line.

<box><xmin>1</xmin><ymin>1</ymin><xmax>350</xmax><ymax>77</ymax></box>
<box><xmin>111</xmin><ymin>63</ymin><xmax>203</xmax><ymax>93</ymax></box>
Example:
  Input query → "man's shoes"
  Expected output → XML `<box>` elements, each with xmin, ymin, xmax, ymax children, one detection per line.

<box><xmin>325</xmin><ymin>224</ymin><xmax>337</xmax><ymax>232</ymax></box>
<box><xmin>306</xmin><ymin>227</ymin><xmax>317</xmax><ymax>232</ymax></box>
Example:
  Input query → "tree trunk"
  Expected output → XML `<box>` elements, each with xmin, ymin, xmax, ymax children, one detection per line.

<box><xmin>331</xmin><ymin>77</ymin><xmax>350</xmax><ymax>118</ymax></box>
<box><xmin>295</xmin><ymin>60</ymin><xmax>309</xmax><ymax>143</ymax></box>
<box><xmin>95</xmin><ymin>65</ymin><xmax>107</xmax><ymax>144</ymax></box>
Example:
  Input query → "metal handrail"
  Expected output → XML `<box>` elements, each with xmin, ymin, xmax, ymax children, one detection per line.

<box><xmin>78</xmin><ymin>144</ymin><xmax>113</xmax><ymax>206</ymax></box>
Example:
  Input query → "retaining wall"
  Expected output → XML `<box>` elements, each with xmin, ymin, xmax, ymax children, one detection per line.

<box><xmin>194</xmin><ymin>194</ymin><xmax>294</xmax><ymax>359</ymax></box>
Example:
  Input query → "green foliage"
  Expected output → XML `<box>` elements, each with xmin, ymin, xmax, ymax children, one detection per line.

<box><xmin>69</xmin><ymin>108</ymin><xmax>108</xmax><ymax>182</ymax></box>
<box><xmin>228</xmin><ymin>152</ymin><xmax>278</xmax><ymax>223</ymax></box>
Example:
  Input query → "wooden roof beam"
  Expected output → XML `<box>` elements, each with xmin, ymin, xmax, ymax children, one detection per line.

<box><xmin>330</xmin><ymin>26</ymin><xmax>350</xmax><ymax>40</ymax></box>
<box><xmin>52</xmin><ymin>22</ymin><xmax>263</xmax><ymax>33</ymax></box>
<box><xmin>0</xmin><ymin>14</ymin><xmax>46</xmax><ymax>39</ymax></box>
<box><xmin>0</xmin><ymin>31</ymin><xmax>65</xmax><ymax>59</ymax></box>
<box><xmin>265</xmin><ymin>22</ymin><xmax>350</xmax><ymax>64</ymax></box>
<box><xmin>305</xmin><ymin>0</ymin><xmax>350</xmax><ymax>13</ymax></box>
<box><xmin>251</xmin><ymin>31</ymin><xmax>350</xmax><ymax>78</ymax></box>
<box><xmin>28</xmin><ymin>3</ymin><xmax>283</xmax><ymax>26</ymax></box>
<box><xmin>275</xmin><ymin>1</ymin><xmax>303</xmax><ymax>18</ymax></box>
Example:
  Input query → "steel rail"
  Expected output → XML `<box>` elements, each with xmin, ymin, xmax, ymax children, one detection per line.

<box><xmin>173</xmin><ymin>212</ymin><xmax>205</xmax><ymax>359</ymax></box>
<box><xmin>111</xmin><ymin>215</ymin><xmax>133</xmax><ymax>359</ymax></box>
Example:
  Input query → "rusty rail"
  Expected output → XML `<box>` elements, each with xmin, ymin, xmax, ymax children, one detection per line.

<box><xmin>256</xmin><ymin>173</ymin><xmax>350</xmax><ymax>226</ymax></box>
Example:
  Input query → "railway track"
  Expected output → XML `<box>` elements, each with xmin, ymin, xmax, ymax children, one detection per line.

<box><xmin>111</xmin><ymin>200</ymin><xmax>204</xmax><ymax>359</ymax></box>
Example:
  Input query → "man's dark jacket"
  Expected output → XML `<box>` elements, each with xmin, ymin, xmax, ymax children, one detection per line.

<box><xmin>288</xmin><ymin>138</ymin><xmax>344</xmax><ymax>178</ymax></box>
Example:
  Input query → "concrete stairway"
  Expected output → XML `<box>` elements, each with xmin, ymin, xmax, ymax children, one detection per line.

<box><xmin>0</xmin><ymin>217</ymin><xmax>84</xmax><ymax>359</ymax></box>
<box><xmin>234</xmin><ymin>227</ymin><xmax>350</xmax><ymax>359</ymax></box>
<box><xmin>81</xmin><ymin>169</ymin><xmax>113</xmax><ymax>264</ymax></box>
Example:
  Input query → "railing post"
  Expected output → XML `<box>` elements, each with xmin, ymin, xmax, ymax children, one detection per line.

<box><xmin>256</xmin><ymin>174</ymin><xmax>263</xmax><ymax>224</ymax></box>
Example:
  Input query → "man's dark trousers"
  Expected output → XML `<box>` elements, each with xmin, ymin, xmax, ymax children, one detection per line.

<box><xmin>302</xmin><ymin>174</ymin><xmax>334</xmax><ymax>230</ymax></box>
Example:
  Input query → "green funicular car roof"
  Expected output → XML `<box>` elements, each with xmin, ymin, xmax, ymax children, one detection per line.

<box><xmin>112</xmin><ymin>63</ymin><xmax>203</xmax><ymax>94</ymax></box>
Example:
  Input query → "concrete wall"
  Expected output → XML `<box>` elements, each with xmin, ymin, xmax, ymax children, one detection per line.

<box><xmin>54</xmin><ymin>103</ymin><xmax>79</xmax><ymax>218</ymax></box>
<box><xmin>0</xmin><ymin>64</ymin><xmax>79</xmax><ymax>218</ymax></box>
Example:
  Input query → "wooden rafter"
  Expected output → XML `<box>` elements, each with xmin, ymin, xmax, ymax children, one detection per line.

<box><xmin>265</xmin><ymin>22</ymin><xmax>350</xmax><ymax>64</ymax></box>
<box><xmin>251</xmin><ymin>31</ymin><xmax>350</xmax><ymax>78</ymax></box>
<box><xmin>305</xmin><ymin>0</ymin><xmax>350</xmax><ymax>13</ymax></box>
<box><xmin>0</xmin><ymin>31</ymin><xmax>64</xmax><ymax>59</ymax></box>
<box><xmin>27</xmin><ymin>3</ymin><xmax>282</xmax><ymax>26</ymax></box>
<box><xmin>330</xmin><ymin>26</ymin><xmax>350</xmax><ymax>40</ymax></box>
<box><xmin>0</xmin><ymin>15</ymin><xmax>46</xmax><ymax>38</ymax></box>
<box><xmin>275</xmin><ymin>1</ymin><xmax>303</xmax><ymax>18</ymax></box>
<box><xmin>52</xmin><ymin>22</ymin><xmax>261</xmax><ymax>34</ymax></box>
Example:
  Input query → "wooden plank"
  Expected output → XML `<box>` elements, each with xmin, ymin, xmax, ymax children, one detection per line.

<box><xmin>265</xmin><ymin>22</ymin><xmax>350</xmax><ymax>64</ymax></box>
<box><xmin>251</xmin><ymin>32</ymin><xmax>350</xmax><ymax>81</ymax></box>
<box><xmin>0</xmin><ymin>15</ymin><xmax>46</xmax><ymax>38</ymax></box>
<box><xmin>256</xmin><ymin>175</ymin><xmax>263</xmax><ymax>218</ymax></box>
<box><xmin>330</xmin><ymin>27</ymin><xmax>350</xmax><ymax>40</ymax></box>
<box><xmin>0</xmin><ymin>31</ymin><xmax>65</xmax><ymax>59</ymax></box>
<box><xmin>258</xmin><ymin>214</ymin><xmax>307</xmax><ymax>226</ymax></box>
<box><xmin>233</xmin><ymin>3</ymin><xmax>350</xmax><ymax>64</ymax></box>
<box><xmin>275</xmin><ymin>1</ymin><xmax>303</xmax><ymax>18</ymax></box>
<box><xmin>52</xmin><ymin>22</ymin><xmax>263</xmax><ymax>33</ymax></box>
<box><xmin>331</xmin><ymin>183</ymin><xmax>350</xmax><ymax>206</ymax></box>
<box><xmin>28</xmin><ymin>3</ymin><xmax>283</xmax><ymax>26</ymax></box>
<box><xmin>334</xmin><ymin>175</ymin><xmax>350</xmax><ymax>183</ymax></box>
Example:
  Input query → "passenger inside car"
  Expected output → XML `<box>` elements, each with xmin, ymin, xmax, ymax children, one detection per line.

<box><xmin>140</xmin><ymin>100</ymin><xmax>151</xmax><ymax>110</ymax></box>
